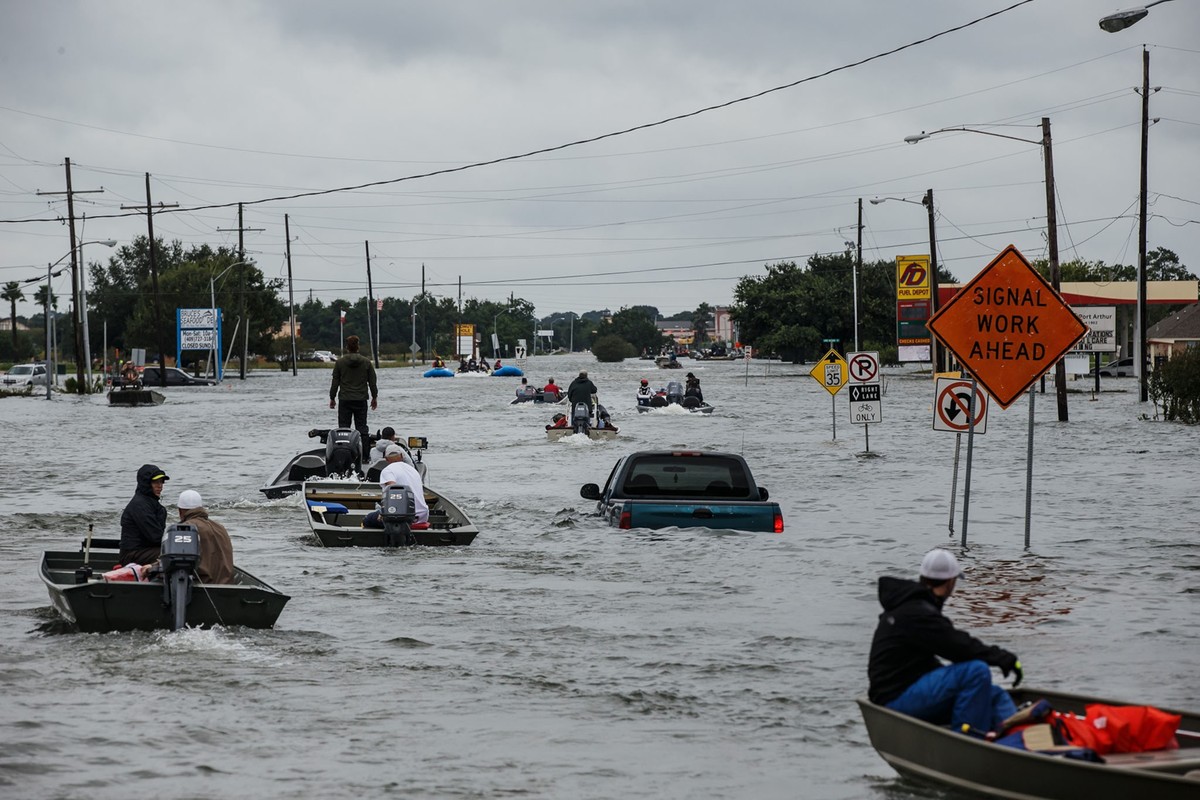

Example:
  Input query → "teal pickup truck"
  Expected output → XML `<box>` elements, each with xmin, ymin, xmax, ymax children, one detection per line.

<box><xmin>579</xmin><ymin>450</ymin><xmax>783</xmax><ymax>532</ymax></box>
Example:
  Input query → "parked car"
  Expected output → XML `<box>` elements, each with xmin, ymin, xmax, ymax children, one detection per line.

<box><xmin>1090</xmin><ymin>357</ymin><xmax>1147</xmax><ymax>378</ymax></box>
<box><xmin>139</xmin><ymin>366</ymin><xmax>216</xmax><ymax>387</ymax></box>
<box><xmin>2</xmin><ymin>362</ymin><xmax>51</xmax><ymax>387</ymax></box>
<box><xmin>299</xmin><ymin>350</ymin><xmax>337</xmax><ymax>363</ymax></box>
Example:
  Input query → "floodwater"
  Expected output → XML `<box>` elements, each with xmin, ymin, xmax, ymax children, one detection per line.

<box><xmin>0</xmin><ymin>356</ymin><xmax>1196</xmax><ymax>799</ymax></box>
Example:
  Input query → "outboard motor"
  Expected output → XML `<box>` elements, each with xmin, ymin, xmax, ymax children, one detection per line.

<box><xmin>571</xmin><ymin>402</ymin><xmax>592</xmax><ymax>435</ymax></box>
<box><xmin>325</xmin><ymin>428</ymin><xmax>362</xmax><ymax>476</ymax></box>
<box><xmin>380</xmin><ymin>484</ymin><xmax>418</xmax><ymax>547</ymax></box>
<box><xmin>160</xmin><ymin>523</ymin><xmax>201</xmax><ymax>631</ymax></box>
<box><xmin>666</xmin><ymin>381</ymin><xmax>684</xmax><ymax>405</ymax></box>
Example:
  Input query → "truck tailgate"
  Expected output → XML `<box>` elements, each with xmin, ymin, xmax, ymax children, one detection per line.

<box><xmin>624</xmin><ymin>501</ymin><xmax>780</xmax><ymax>532</ymax></box>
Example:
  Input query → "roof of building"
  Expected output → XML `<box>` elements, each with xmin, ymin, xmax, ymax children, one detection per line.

<box><xmin>1148</xmin><ymin>302</ymin><xmax>1200</xmax><ymax>341</ymax></box>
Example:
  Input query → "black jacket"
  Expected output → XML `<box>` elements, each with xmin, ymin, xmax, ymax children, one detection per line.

<box><xmin>567</xmin><ymin>376</ymin><xmax>597</xmax><ymax>406</ymax></box>
<box><xmin>867</xmin><ymin>576</ymin><xmax>1017</xmax><ymax>705</ymax></box>
<box><xmin>119</xmin><ymin>464</ymin><xmax>168</xmax><ymax>555</ymax></box>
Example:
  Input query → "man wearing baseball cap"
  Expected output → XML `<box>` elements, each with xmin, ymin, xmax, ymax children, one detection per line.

<box><xmin>868</xmin><ymin>548</ymin><xmax>1022</xmax><ymax>734</ymax></box>
<box><xmin>119</xmin><ymin>464</ymin><xmax>170</xmax><ymax>566</ymax></box>
<box><xmin>175</xmin><ymin>490</ymin><xmax>234</xmax><ymax>584</ymax></box>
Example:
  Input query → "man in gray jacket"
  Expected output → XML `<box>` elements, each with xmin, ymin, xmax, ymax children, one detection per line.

<box><xmin>329</xmin><ymin>335</ymin><xmax>379</xmax><ymax>438</ymax></box>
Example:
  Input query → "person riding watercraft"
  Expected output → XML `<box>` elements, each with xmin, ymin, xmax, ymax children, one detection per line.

<box><xmin>595</xmin><ymin>404</ymin><xmax>618</xmax><ymax>433</ymax></box>
<box><xmin>119</xmin><ymin>464</ymin><xmax>169</xmax><ymax>566</ymax></box>
<box><xmin>567</xmin><ymin>371</ymin><xmax>597</xmax><ymax>414</ymax></box>
<box><xmin>685</xmin><ymin>372</ymin><xmax>704</xmax><ymax>403</ymax></box>
<box><xmin>546</xmin><ymin>413</ymin><xmax>569</xmax><ymax>430</ymax></box>
<box><xmin>362</xmin><ymin>445</ymin><xmax>429</xmax><ymax>528</ymax></box>
<box><xmin>636</xmin><ymin>378</ymin><xmax>654</xmax><ymax>406</ymax></box>
<box><xmin>516</xmin><ymin>378</ymin><xmax>536</xmax><ymax>398</ymax></box>
<box><xmin>369</xmin><ymin>426</ymin><xmax>399</xmax><ymax>462</ymax></box>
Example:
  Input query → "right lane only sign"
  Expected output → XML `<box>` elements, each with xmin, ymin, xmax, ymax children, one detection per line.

<box><xmin>933</xmin><ymin>377</ymin><xmax>988</xmax><ymax>434</ymax></box>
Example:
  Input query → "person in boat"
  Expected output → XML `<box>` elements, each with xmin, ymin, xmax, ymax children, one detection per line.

<box><xmin>516</xmin><ymin>377</ymin><xmax>536</xmax><ymax>398</ymax></box>
<box><xmin>479</xmin><ymin>356</ymin><xmax>491</xmax><ymax>371</ymax></box>
<box><xmin>458</xmin><ymin>358</ymin><xmax>469</xmax><ymax>372</ymax></box>
<box><xmin>468</xmin><ymin>357</ymin><xmax>478</xmax><ymax>372</ymax></box>
<box><xmin>329</xmin><ymin>335</ymin><xmax>378</xmax><ymax>441</ymax></box>
<box><xmin>369</xmin><ymin>426</ymin><xmax>399</xmax><ymax>462</ymax></box>
<box><xmin>493</xmin><ymin>358</ymin><xmax>503</xmax><ymax>370</ymax></box>
<box><xmin>685</xmin><ymin>372</ymin><xmax>704</xmax><ymax>403</ymax></box>
<box><xmin>120</xmin><ymin>361</ymin><xmax>141</xmax><ymax>388</ymax></box>
<box><xmin>171</xmin><ymin>489</ymin><xmax>234</xmax><ymax>584</ymax></box>
<box><xmin>363</xmin><ymin>445</ymin><xmax>429</xmax><ymax>527</ymax></box>
<box><xmin>636</xmin><ymin>378</ymin><xmax>654</xmax><ymax>406</ymax></box>
<box><xmin>546</xmin><ymin>412</ymin><xmax>569</xmax><ymax>430</ymax></box>
<box><xmin>595</xmin><ymin>403</ymin><xmax>618</xmax><ymax>432</ymax></box>
<box><xmin>543</xmin><ymin>377</ymin><xmax>561</xmax><ymax>399</ymax></box>
<box><xmin>432</xmin><ymin>357</ymin><xmax>445</xmax><ymax>369</ymax></box>
<box><xmin>119</xmin><ymin>464</ymin><xmax>170</xmax><ymax>566</ymax></box>
<box><xmin>868</xmin><ymin>548</ymin><xmax>1022</xmax><ymax>735</ymax></box>
<box><xmin>567</xmin><ymin>370</ymin><xmax>597</xmax><ymax>415</ymax></box>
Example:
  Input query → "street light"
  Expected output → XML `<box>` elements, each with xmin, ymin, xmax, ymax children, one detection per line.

<box><xmin>1098</xmin><ymin>0</ymin><xmax>1175</xmax><ymax>32</ymax></box>
<box><xmin>565</xmin><ymin>311</ymin><xmax>578</xmax><ymax>354</ymax></box>
<box><xmin>905</xmin><ymin>119</ymin><xmax>1071</xmax><ymax>422</ymax></box>
<box><xmin>871</xmin><ymin>193</ymin><xmax>942</xmax><ymax>371</ymax></box>
<box><xmin>34</xmin><ymin>240</ymin><xmax>117</xmax><ymax>396</ymax></box>
<box><xmin>210</xmin><ymin>261</ymin><xmax>250</xmax><ymax>383</ymax></box>
<box><xmin>493</xmin><ymin>306</ymin><xmax>514</xmax><ymax>358</ymax></box>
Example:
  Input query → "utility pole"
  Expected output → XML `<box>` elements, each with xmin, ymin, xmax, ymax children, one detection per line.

<box><xmin>217</xmin><ymin>204</ymin><xmax>263</xmax><ymax>379</ymax></box>
<box><xmin>924</xmin><ymin>188</ymin><xmax>942</xmax><ymax>373</ymax></box>
<box><xmin>37</xmin><ymin>158</ymin><xmax>104</xmax><ymax>393</ymax></box>
<box><xmin>285</xmin><ymin>214</ymin><xmax>297</xmax><ymax>376</ymax></box>
<box><xmin>854</xmin><ymin>198</ymin><xmax>862</xmax><ymax>352</ymax></box>
<box><xmin>1041</xmin><ymin>118</ymin><xmax>1069</xmax><ymax>422</ymax></box>
<box><xmin>365</xmin><ymin>241</ymin><xmax>378</xmax><ymax>368</ymax></box>
<box><xmin>121</xmin><ymin>175</ymin><xmax>178</xmax><ymax>388</ymax></box>
<box><xmin>1137</xmin><ymin>48</ymin><xmax>1153</xmax><ymax>402</ymax></box>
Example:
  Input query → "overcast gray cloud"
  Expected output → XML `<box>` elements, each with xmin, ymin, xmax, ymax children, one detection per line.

<box><xmin>2</xmin><ymin>0</ymin><xmax>1197</xmax><ymax>320</ymax></box>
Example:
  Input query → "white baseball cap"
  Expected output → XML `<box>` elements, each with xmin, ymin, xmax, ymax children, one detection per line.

<box><xmin>919</xmin><ymin>548</ymin><xmax>962</xmax><ymax>580</ymax></box>
<box><xmin>177</xmin><ymin>489</ymin><xmax>204</xmax><ymax>510</ymax></box>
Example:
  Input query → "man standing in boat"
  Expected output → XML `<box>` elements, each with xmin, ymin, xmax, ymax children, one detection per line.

<box><xmin>119</xmin><ymin>464</ymin><xmax>169</xmax><ymax>566</ymax></box>
<box><xmin>567</xmin><ymin>370</ymin><xmax>597</xmax><ymax>415</ymax></box>
<box><xmin>329</xmin><ymin>334</ymin><xmax>378</xmax><ymax>441</ymax></box>
<box><xmin>868</xmin><ymin>549</ymin><xmax>1022</xmax><ymax>734</ymax></box>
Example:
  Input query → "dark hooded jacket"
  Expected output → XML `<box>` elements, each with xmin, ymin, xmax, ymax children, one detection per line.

<box><xmin>119</xmin><ymin>464</ymin><xmax>168</xmax><ymax>560</ymax></box>
<box><xmin>329</xmin><ymin>352</ymin><xmax>378</xmax><ymax>402</ymax></box>
<box><xmin>567</xmin><ymin>375</ymin><xmax>597</xmax><ymax>407</ymax></box>
<box><xmin>867</xmin><ymin>576</ymin><xmax>1017</xmax><ymax>705</ymax></box>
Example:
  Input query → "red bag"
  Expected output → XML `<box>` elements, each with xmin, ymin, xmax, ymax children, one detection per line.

<box><xmin>1053</xmin><ymin>704</ymin><xmax>1181</xmax><ymax>754</ymax></box>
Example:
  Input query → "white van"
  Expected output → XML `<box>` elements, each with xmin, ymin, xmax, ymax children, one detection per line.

<box><xmin>1</xmin><ymin>362</ymin><xmax>51</xmax><ymax>387</ymax></box>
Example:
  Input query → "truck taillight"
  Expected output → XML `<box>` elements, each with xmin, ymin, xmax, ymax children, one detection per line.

<box><xmin>619</xmin><ymin>510</ymin><xmax>632</xmax><ymax>529</ymax></box>
<box><xmin>773</xmin><ymin>512</ymin><xmax>784</xmax><ymax>534</ymax></box>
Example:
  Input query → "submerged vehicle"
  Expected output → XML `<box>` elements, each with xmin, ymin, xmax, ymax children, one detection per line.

<box><xmin>260</xmin><ymin>429</ymin><xmax>427</xmax><ymax>499</ymax></box>
<box><xmin>303</xmin><ymin>479</ymin><xmax>478</xmax><ymax>547</ymax></box>
<box><xmin>40</xmin><ymin>535</ymin><xmax>289</xmax><ymax>633</ymax></box>
<box><xmin>858</xmin><ymin>686</ymin><xmax>1200</xmax><ymax>800</ymax></box>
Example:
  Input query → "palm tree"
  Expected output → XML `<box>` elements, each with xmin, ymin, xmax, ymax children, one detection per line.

<box><xmin>1</xmin><ymin>281</ymin><xmax>23</xmax><ymax>350</ymax></box>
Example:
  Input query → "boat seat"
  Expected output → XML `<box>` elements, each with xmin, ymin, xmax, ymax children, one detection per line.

<box><xmin>288</xmin><ymin>455</ymin><xmax>327</xmax><ymax>483</ymax></box>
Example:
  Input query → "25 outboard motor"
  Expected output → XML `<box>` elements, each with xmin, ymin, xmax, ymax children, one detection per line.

<box><xmin>325</xmin><ymin>428</ymin><xmax>362</xmax><ymax>476</ymax></box>
<box><xmin>571</xmin><ymin>402</ymin><xmax>592</xmax><ymax>435</ymax></box>
<box><xmin>666</xmin><ymin>381</ymin><xmax>684</xmax><ymax>405</ymax></box>
<box><xmin>380</xmin><ymin>484</ymin><xmax>417</xmax><ymax>547</ymax></box>
<box><xmin>160</xmin><ymin>522</ymin><xmax>202</xmax><ymax>631</ymax></box>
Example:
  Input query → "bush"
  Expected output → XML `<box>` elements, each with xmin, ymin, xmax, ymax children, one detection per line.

<box><xmin>1150</xmin><ymin>348</ymin><xmax>1200</xmax><ymax>423</ymax></box>
<box><xmin>591</xmin><ymin>334</ymin><xmax>636</xmax><ymax>362</ymax></box>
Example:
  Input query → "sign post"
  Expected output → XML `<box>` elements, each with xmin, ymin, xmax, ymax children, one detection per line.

<box><xmin>927</xmin><ymin>245</ymin><xmax>1087</xmax><ymax>547</ymax></box>
<box><xmin>847</xmin><ymin>350</ymin><xmax>881</xmax><ymax>453</ymax></box>
<box><xmin>808</xmin><ymin>348</ymin><xmax>847</xmax><ymax>440</ymax></box>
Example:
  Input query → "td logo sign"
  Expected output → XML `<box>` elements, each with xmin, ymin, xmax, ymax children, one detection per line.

<box><xmin>895</xmin><ymin>254</ymin><xmax>931</xmax><ymax>300</ymax></box>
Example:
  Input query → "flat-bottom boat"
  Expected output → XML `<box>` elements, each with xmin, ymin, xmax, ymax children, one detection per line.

<box><xmin>40</xmin><ymin>538</ymin><xmax>289</xmax><ymax>633</ymax></box>
<box><xmin>636</xmin><ymin>402</ymin><xmax>714</xmax><ymax>414</ymax></box>
<box><xmin>303</xmin><ymin>479</ymin><xmax>478</xmax><ymax>547</ymax></box>
<box><xmin>108</xmin><ymin>388</ymin><xmax>166</xmax><ymax>406</ymax></box>
<box><xmin>858</xmin><ymin>687</ymin><xmax>1200</xmax><ymax>800</ymax></box>
<box><xmin>546</xmin><ymin>427</ymin><xmax>619</xmax><ymax>441</ymax></box>
<box><xmin>260</xmin><ymin>430</ymin><xmax>427</xmax><ymax>499</ymax></box>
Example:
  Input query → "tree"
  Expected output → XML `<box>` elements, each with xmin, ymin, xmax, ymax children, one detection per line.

<box><xmin>692</xmin><ymin>302</ymin><xmax>713</xmax><ymax>345</ymax></box>
<box><xmin>2</xmin><ymin>281</ymin><xmax>24</xmax><ymax>351</ymax></box>
<box><xmin>591</xmin><ymin>334</ymin><xmax>635</xmax><ymax>362</ymax></box>
<box><xmin>599</xmin><ymin>306</ymin><xmax>665</xmax><ymax>354</ymax></box>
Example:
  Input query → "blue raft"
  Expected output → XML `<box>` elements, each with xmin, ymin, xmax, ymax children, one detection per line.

<box><xmin>423</xmin><ymin>368</ymin><xmax>455</xmax><ymax>378</ymax></box>
<box><xmin>492</xmin><ymin>366</ymin><xmax>524</xmax><ymax>377</ymax></box>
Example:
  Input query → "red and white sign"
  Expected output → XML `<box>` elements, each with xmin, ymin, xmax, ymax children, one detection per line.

<box><xmin>933</xmin><ymin>377</ymin><xmax>989</xmax><ymax>434</ymax></box>
<box><xmin>376</xmin><ymin>299</ymin><xmax>384</xmax><ymax>311</ymax></box>
<box><xmin>847</xmin><ymin>351</ymin><xmax>880</xmax><ymax>383</ymax></box>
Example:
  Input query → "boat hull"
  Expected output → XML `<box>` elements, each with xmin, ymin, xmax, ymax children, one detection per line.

<box><xmin>636</xmin><ymin>403</ymin><xmax>714</xmax><ymax>414</ymax></box>
<box><xmin>546</xmin><ymin>428</ymin><xmax>619</xmax><ymax>441</ymax></box>
<box><xmin>41</xmin><ymin>547</ymin><xmax>289</xmax><ymax>633</ymax></box>
<box><xmin>304</xmin><ymin>480</ymin><xmax>478</xmax><ymax>547</ymax></box>
<box><xmin>108</xmin><ymin>389</ymin><xmax>165</xmax><ymax>406</ymax></box>
<box><xmin>260</xmin><ymin>443</ymin><xmax>427</xmax><ymax>499</ymax></box>
<box><xmin>858</xmin><ymin>688</ymin><xmax>1200</xmax><ymax>800</ymax></box>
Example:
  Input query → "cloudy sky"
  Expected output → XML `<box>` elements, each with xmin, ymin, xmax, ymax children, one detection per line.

<box><xmin>2</xmin><ymin>0</ymin><xmax>1197</xmax><ymax>321</ymax></box>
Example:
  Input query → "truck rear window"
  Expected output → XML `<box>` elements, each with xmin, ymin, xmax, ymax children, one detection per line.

<box><xmin>622</xmin><ymin>456</ymin><xmax>752</xmax><ymax>498</ymax></box>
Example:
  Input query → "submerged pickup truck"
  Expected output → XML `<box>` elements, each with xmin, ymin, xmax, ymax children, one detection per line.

<box><xmin>579</xmin><ymin>450</ymin><xmax>783</xmax><ymax>532</ymax></box>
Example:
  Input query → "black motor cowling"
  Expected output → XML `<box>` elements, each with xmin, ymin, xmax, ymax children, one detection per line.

<box><xmin>571</xmin><ymin>402</ymin><xmax>591</xmax><ymax>435</ymax></box>
<box><xmin>160</xmin><ymin>523</ymin><xmax>201</xmax><ymax>630</ymax></box>
<box><xmin>380</xmin><ymin>484</ymin><xmax>417</xmax><ymax>546</ymax></box>
<box><xmin>666</xmin><ymin>381</ymin><xmax>683</xmax><ymax>404</ymax></box>
<box><xmin>325</xmin><ymin>428</ymin><xmax>362</xmax><ymax>476</ymax></box>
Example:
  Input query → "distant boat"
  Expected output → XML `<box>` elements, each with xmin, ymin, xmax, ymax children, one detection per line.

<box><xmin>108</xmin><ymin>387</ymin><xmax>165</xmax><ymax>406</ymax></box>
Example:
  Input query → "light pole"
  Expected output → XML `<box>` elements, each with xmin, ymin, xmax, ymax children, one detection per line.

<box><xmin>870</xmin><ymin>193</ymin><xmax>942</xmax><ymax>371</ymax></box>
<box><xmin>906</xmin><ymin>120</ymin><xmax>1069</xmax><ymax>421</ymax></box>
<box><xmin>210</xmin><ymin>261</ymin><xmax>250</xmax><ymax>383</ymax></box>
<box><xmin>73</xmin><ymin>239</ymin><xmax>117</xmax><ymax>392</ymax></box>
<box><xmin>1098</xmin><ymin>0</ymin><xmax>1177</xmax><ymax>31</ymax></box>
<box><xmin>34</xmin><ymin>241</ymin><xmax>115</xmax><ymax>396</ymax></box>
<box><xmin>493</xmin><ymin>306</ymin><xmax>514</xmax><ymax>358</ymax></box>
<box><xmin>1101</xmin><ymin>14</ymin><xmax>1172</xmax><ymax>400</ymax></box>
<box><xmin>566</xmin><ymin>311</ymin><xmax>578</xmax><ymax>354</ymax></box>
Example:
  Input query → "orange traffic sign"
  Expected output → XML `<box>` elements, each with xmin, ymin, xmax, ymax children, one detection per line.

<box><xmin>926</xmin><ymin>245</ymin><xmax>1086</xmax><ymax>410</ymax></box>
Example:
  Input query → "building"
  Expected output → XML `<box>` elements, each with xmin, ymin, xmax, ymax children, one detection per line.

<box><xmin>1148</xmin><ymin>303</ymin><xmax>1200</xmax><ymax>362</ymax></box>
<box><xmin>0</xmin><ymin>318</ymin><xmax>31</xmax><ymax>333</ymax></box>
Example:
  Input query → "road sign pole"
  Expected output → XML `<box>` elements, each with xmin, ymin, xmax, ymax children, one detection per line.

<box><xmin>831</xmin><ymin>393</ymin><xmax>837</xmax><ymax>441</ymax></box>
<box><xmin>863</xmin><ymin>419</ymin><xmax>869</xmax><ymax>453</ymax></box>
<box><xmin>960</xmin><ymin>378</ymin><xmax>978</xmax><ymax>548</ymax></box>
<box><xmin>948</xmin><ymin>433</ymin><xmax>961</xmax><ymax>536</ymax></box>
<box><xmin>1024</xmin><ymin>386</ymin><xmax>1035</xmax><ymax>550</ymax></box>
